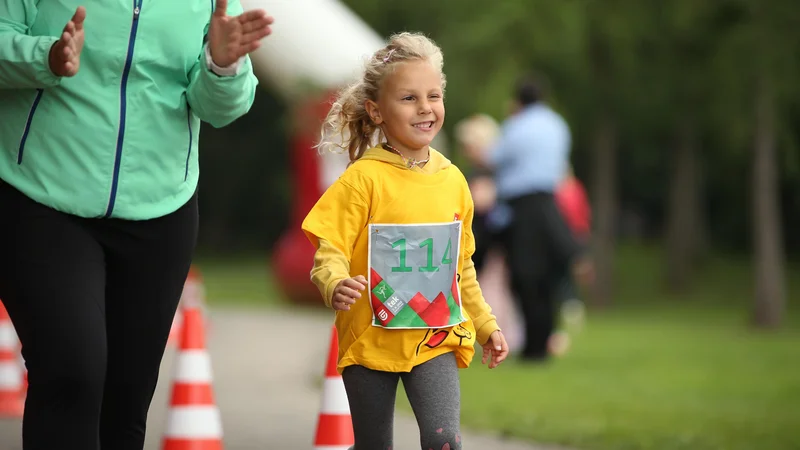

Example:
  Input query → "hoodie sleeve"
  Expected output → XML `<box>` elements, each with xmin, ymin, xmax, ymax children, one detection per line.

<box><xmin>0</xmin><ymin>0</ymin><xmax>62</xmax><ymax>89</ymax></box>
<box><xmin>310</xmin><ymin>239</ymin><xmax>351</xmax><ymax>308</ymax></box>
<box><xmin>302</xmin><ymin>169</ymin><xmax>372</xmax><ymax>306</ymax></box>
<box><xmin>460</xmin><ymin>192</ymin><xmax>500</xmax><ymax>345</ymax></box>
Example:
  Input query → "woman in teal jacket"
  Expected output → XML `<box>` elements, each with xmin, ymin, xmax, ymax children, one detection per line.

<box><xmin>0</xmin><ymin>0</ymin><xmax>272</xmax><ymax>448</ymax></box>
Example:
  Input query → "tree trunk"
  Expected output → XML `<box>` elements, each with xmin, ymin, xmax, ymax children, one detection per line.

<box><xmin>693</xmin><ymin>158</ymin><xmax>710</xmax><ymax>265</ymax></box>
<box><xmin>664</xmin><ymin>118</ymin><xmax>702</xmax><ymax>293</ymax></box>
<box><xmin>751</xmin><ymin>74</ymin><xmax>785</xmax><ymax>328</ymax></box>
<box><xmin>590</xmin><ymin>114</ymin><xmax>617</xmax><ymax>308</ymax></box>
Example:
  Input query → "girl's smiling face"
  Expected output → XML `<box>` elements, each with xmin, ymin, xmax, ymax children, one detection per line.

<box><xmin>366</xmin><ymin>60</ymin><xmax>445</xmax><ymax>155</ymax></box>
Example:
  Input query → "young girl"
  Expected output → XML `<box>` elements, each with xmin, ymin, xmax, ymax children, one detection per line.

<box><xmin>301</xmin><ymin>32</ymin><xmax>509</xmax><ymax>450</ymax></box>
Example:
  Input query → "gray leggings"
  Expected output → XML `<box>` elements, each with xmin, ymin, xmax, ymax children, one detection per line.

<box><xmin>342</xmin><ymin>352</ymin><xmax>462</xmax><ymax>450</ymax></box>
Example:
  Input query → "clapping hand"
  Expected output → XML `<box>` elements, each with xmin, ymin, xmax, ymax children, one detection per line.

<box><xmin>49</xmin><ymin>6</ymin><xmax>86</xmax><ymax>77</ymax></box>
<box><xmin>207</xmin><ymin>0</ymin><xmax>273</xmax><ymax>67</ymax></box>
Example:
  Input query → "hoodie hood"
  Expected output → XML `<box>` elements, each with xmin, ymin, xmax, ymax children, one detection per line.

<box><xmin>358</xmin><ymin>146</ymin><xmax>451</xmax><ymax>174</ymax></box>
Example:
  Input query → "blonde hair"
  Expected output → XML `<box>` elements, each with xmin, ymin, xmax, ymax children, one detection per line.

<box><xmin>316</xmin><ymin>32</ymin><xmax>446</xmax><ymax>162</ymax></box>
<box><xmin>454</xmin><ymin>114</ymin><xmax>499</xmax><ymax>151</ymax></box>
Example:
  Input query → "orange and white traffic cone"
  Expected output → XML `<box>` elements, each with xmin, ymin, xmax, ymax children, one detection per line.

<box><xmin>162</xmin><ymin>306</ymin><xmax>223</xmax><ymax>450</ymax></box>
<box><xmin>0</xmin><ymin>301</ymin><xmax>24</xmax><ymax>418</ymax></box>
<box><xmin>167</xmin><ymin>311</ymin><xmax>183</xmax><ymax>347</ymax></box>
<box><xmin>313</xmin><ymin>325</ymin><xmax>353</xmax><ymax>450</ymax></box>
<box><xmin>18</xmin><ymin>350</ymin><xmax>27</xmax><ymax>397</ymax></box>
<box><xmin>168</xmin><ymin>266</ymin><xmax>207</xmax><ymax>347</ymax></box>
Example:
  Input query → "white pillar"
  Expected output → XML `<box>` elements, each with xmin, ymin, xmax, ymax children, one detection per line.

<box><xmin>238</xmin><ymin>0</ymin><xmax>386</xmax><ymax>101</ymax></box>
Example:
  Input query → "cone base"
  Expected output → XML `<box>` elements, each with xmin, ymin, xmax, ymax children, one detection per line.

<box><xmin>314</xmin><ymin>414</ymin><xmax>354</xmax><ymax>447</ymax></box>
<box><xmin>162</xmin><ymin>438</ymin><xmax>223</xmax><ymax>450</ymax></box>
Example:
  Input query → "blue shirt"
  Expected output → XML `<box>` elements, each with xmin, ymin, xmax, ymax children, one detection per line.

<box><xmin>488</xmin><ymin>103</ymin><xmax>571</xmax><ymax>200</ymax></box>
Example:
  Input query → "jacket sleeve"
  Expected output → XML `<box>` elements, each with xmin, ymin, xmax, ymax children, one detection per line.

<box><xmin>186</xmin><ymin>0</ymin><xmax>258</xmax><ymax>128</ymax></box>
<box><xmin>0</xmin><ymin>0</ymin><xmax>62</xmax><ymax>89</ymax></box>
<box><xmin>460</xmin><ymin>192</ymin><xmax>500</xmax><ymax>345</ymax></box>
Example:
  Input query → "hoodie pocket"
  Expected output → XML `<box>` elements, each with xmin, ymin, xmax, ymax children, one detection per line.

<box><xmin>17</xmin><ymin>89</ymin><xmax>45</xmax><ymax>165</ymax></box>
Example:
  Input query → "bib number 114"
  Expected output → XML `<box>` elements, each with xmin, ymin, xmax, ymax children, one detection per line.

<box><xmin>391</xmin><ymin>237</ymin><xmax>453</xmax><ymax>273</ymax></box>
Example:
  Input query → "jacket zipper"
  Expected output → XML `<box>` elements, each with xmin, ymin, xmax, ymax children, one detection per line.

<box><xmin>185</xmin><ymin>106</ymin><xmax>192</xmax><ymax>181</ymax></box>
<box><xmin>17</xmin><ymin>89</ymin><xmax>44</xmax><ymax>165</ymax></box>
<box><xmin>104</xmin><ymin>0</ymin><xmax>143</xmax><ymax>218</ymax></box>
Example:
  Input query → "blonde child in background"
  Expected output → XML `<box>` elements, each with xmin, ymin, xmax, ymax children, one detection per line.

<box><xmin>301</xmin><ymin>32</ymin><xmax>509</xmax><ymax>450</ymax></box>
<box><xmin>454</xmin><ymin>114</ymin><xmax>525</xmax><ymax>351</ymax></box>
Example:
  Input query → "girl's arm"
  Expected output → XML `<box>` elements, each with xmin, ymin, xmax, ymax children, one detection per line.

<box><xmin>310</xmin><ymin>239</ymin><xmax>351</xmax><ymax>308</ymax></box>
<box><xmin>460</xmin><ymin>201</ymin><xmax>500</xmax><ymax>345</ymax></box>
<box><xmin>302</xmin><ymin>170</ymin><xmax>372</xmax><ymax>307</ymax></box>
<box><xmin>460</xmin><ymin>256</ymin><xmax>500</xmax><ymax>345</ymax></box>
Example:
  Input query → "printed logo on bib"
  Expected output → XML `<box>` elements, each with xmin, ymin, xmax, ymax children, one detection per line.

<box><xmin>368</xmin><ymin>222</ymin><xmax>466</xmax><ymax>329</ymax></box>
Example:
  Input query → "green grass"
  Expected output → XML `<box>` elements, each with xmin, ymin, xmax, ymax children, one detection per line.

<box><xmin>455</xmin><ymin>308</ymin><xmax>800</xmax><ymax>450</ymax></box>
<box><xmin>451</xmin><ymin>244</ymin><xmax>800</xmax><ymax>450</ymax></box>
<box><xmin>194</xmin><ymin>245</ymin><xmax>800</xmax><ymax>450</ymax></box>
<box><xmin>192</xmin><ymin>254</ymin><xmax>283</xmax><ymax>307</ymax></box>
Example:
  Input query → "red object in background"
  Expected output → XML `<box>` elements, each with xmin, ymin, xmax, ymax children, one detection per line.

<box><xmin>272</xmin><ymin>91</ymin><xmax>338</xmax><ymax>306</ymax></box>
<box><xmin>555</xmin><ymin>176</ymin><xmax>592</xmax><ymax>241</ymax></box>
<box><xmin>0</xmin><ymin>300</ymin><xmax>24</xmax><ymax>418</ymax></box>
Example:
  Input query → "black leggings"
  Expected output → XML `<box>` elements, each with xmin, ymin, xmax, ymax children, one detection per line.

<box><xmin>0</xmin><ymin>180</ymin><xmax>198</xmax><ymax>450</ymax></box>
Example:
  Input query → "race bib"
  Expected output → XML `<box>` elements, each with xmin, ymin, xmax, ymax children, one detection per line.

<box><xmin>368</xmin><ymin>222</ymin><xmax>466</xmax><ymax>329</ymax></box>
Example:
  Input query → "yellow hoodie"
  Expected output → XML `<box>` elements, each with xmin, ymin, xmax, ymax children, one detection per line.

<box><xmin>302</xmin><ymin>146</ymin><xmax>500</xmax><ymax>373</ymax></box>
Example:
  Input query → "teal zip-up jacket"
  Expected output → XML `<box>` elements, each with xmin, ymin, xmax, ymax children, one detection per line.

<box><xmin>0</xmin><ymin>0</ymin><xmax>258</xmax><ymax>220</ymax></box>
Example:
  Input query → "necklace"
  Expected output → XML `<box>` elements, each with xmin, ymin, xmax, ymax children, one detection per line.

<box><xmin>382</xmin><ymin>143</ymin><xmax>430</xmax><ymax>169</ymax></box>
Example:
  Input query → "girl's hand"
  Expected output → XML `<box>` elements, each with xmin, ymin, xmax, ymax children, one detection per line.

<box><xmin>332</xmin><ymin>275</ymin><xmax>367</xmax><ymax>311</ymax></box>
<box><xmin>481</xmin><ymin>330</ymin><xmax>509</xmax><ymax>369</ymax></box>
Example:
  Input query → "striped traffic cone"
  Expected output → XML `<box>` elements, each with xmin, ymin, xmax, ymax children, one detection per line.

<box><xmin>0</xmin><ymin>301</ymin><xmax>24</xmax><ymax>417</ymax></box>
<box><xmin>167</xmin><ymin>311</ymin><xmax>183</xmax><ymax>347</ymax></box>
<box><xmin>313</xmin><ymin>325</ymin><xmax>353</xmax><ymax>450</ymax></box>
<box><xmin>162</xmin><ymin>305</ymin><xmax>223</xmax><ymax>450</ymax></box>
<box><xmin>168</xmin><ymin>266</ymin><xmax>206</xmax><ymax>347</ymax></box>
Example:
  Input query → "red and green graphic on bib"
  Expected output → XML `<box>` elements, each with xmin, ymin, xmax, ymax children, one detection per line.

<box><xmin>370</xmin><ymin>268</ymin><xmax>462</xmax><ymax>327</ymax></box>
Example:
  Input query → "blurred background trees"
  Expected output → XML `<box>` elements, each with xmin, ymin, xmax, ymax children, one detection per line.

<box><xmin>196</xmin><ymin>0</ymin><xmax>799</xmax><ymax>327</ymax></box>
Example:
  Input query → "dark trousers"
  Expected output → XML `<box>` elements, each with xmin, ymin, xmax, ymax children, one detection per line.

<box><xmin>471</xmin><ymin>211</ymin><xmax>494</xmax><ymax>273</ymax></box>
<box><xmin>504</xmin><ymin>192</ymin><xmax>580</xmax><ymax>360</ymax></box>
<box><xmin>0</xmin><ymin>179</ymin><xmax>198</xmax><ymax>450</ymax></box>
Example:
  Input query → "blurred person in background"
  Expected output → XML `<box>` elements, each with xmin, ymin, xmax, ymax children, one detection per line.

<box><xmin>554</xmin><ymin>165</ymin><xmax>592</xmax><ymax>331</ymax></box>
<box><xmin>484</xmin><ymin>74</ymin><xmax>593</xmax><ymax>362</ymax></box>
<box><xmin>555</xmin><ymin>165</ymin><xmax>592</xmax><ymax>244</ymax></box>
<box><xmin>547</xmin><ymin>164</ymin><xmax>593</xmax><ymax>356</ymax></box>
<box><xmin>455</xmin><ymin>113</ymin><xmax>501</xmax><ymax>271</ymax></box>
<box><xmin>455</xmin><ymin>113</ymin><xmax>524</xmax><ymax>351</ymax></box>
<box><xmin>0</xmin><ymin>1</ymin><xmax>272</xmax><ymax>448</ymax></box>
